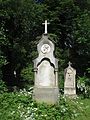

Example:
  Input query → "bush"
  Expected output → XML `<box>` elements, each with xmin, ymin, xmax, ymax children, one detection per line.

<box><xmin>0</xmin><ymin>80</ymin><xmax>7</xmax><ymax>93</ymax></box>
<box><xmin>77</xmin><ymin>76</ymin><xmax>90</xmax><ymax>98</ymax></box>
<box><xmin>0</xmin><ymin>88</ymin><xmax>86</xmax><ymax>120</ymax></box>
<box><xmin>0</xmin><ymin>88</ymin><xmax>33</xmax><ymax>120</ymax></box>
<box><xmin>20</xmin><ymin>64</ymin><xmax>34</xmax><ymax>88</ymax></box>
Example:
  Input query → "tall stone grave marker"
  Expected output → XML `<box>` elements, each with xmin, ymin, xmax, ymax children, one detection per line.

<box><xmin>33</xmin><ymin>20</ymin><xmax>59</xmax><ymax>104</ymax></box>
<box><xmin>64</xmin><ymin>62</ymin><xmax>76</xmax><ymax>97</ymax></box>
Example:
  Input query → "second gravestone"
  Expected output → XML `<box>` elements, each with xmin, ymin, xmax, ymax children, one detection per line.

<box><xmin>64</xmin><ymin>62</ymin><xmax>76</xmax><ymax>97</ymax></box>
<box><xmin>33</xmin><ymin>21</ymin><xmax>59</xmax><ymax>104</ymax></box>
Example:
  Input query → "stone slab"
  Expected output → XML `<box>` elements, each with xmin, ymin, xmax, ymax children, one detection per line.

<box><xmin>33</xmin><ymin>87</ymin><xmax>59</xmax><ymax>104</ymax></box>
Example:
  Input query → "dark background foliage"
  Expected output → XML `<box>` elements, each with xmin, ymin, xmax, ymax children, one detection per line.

<box><xmin>0</xmin><ymin>0</ymin><xmax>90</xmax><ymax>90</ymax></box>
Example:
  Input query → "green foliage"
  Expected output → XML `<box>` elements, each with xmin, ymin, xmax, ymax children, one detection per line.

<box><xmin>21</xmin><ymin>64</ymin><xmax>34</xmax><ymax>87</ymax></box>
<box><xmin>43</xmin><ymin>0</ymin><xmax>90</xmax><ymax>76</ymax></box>
<box><xmin>0</xmin><ymin>44</ymin><xmax>7</xmax><ymax>81</ymax></box>
<box><xmin>0</xmin><ymin>89</ymin><xmax>33</xmax><ymax>120</ymax></box>
<box><xmin>0</xmin><ymin>80</ymin><xmax>7</xmax><ymax>93</ymax></box>
<box><xmin>0</xmin><ymin>0</ymin><xmax>90</xmax><ymax>119</ymax></box>
<box><xmin>87</xmin><ymin>68</ymin><xmax>90</xmax><ymax>73</ymax></box>
<box><xmin>0</xmin><ymin>0</ymin><xmax>48</xmax><ymax>88</ymax></box>
<box><xmin>77</xmin><ymin>76</ymin><xmax>90</xmax><ymax>98</ymax></box>
<box><xmin>0</xmin><ymin>0</ymin><xmax>90</xmax><ymax>89</ymax></box>
<box><xmin>0</xmin><ymin>88</ymin><xmax>87</xmax><ymax>120</ymax></box>
<box><xmin>0</xmin><ymin>51</ymin><xmax>7</xmax><ymax>68</ymax></box>
<box><xmin>34</xmin><ymin>96</ymin><xmax>83</xmax><ymax>120</ymax></box>
<box><xmin>0</xmin><ymin>27</ymin><xmax>8</xmax><ymax>67</ymax></box>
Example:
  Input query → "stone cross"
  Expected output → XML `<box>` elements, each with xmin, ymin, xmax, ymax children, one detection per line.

<box><xmin>42</xmin><ymin>20</ymin><xmax>50</xmax><ymax>34</ymax></box>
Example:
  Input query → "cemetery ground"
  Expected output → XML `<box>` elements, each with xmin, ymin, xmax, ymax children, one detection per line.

<box><xmin>0</xmin><ymin>88</ymin><xmax>90</xmax><ymax>120</ymax></box>
<box><xmin>76</xmin><ymin>99</ymin><xmax>90</xmax><ymax>120</ymax></box>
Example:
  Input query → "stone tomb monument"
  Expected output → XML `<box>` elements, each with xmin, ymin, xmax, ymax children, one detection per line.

<box><xmin>33</xmin><ymin>20</ymin><xmax>59</xmax><ymax>104</ymax></box>
<box><xmin>64</xmin><ymin>62</ymin><xmax>76</xmax><ymax>97</ymax></box>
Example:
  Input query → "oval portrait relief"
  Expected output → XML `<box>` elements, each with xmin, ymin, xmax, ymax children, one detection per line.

<box><xmin>41</xmin><ymin>44</ymin><xmax>50</xmax><ymax>54</ymax></box>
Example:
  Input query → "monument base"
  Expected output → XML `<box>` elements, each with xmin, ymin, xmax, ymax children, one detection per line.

<box><xmin>33</xmin><ymin>87</ymin><xmax>59</xmax><ymax>104</ymax></box>
<box><xmin>64</xmin><ymin>87</ymin><xmax>77</xmax><ymax>98</ymax></box>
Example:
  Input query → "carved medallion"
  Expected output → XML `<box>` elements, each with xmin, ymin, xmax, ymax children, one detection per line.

<box><xmin>41</xmin><ymin>44</ymin><xmax>50</xmax><ymax>54</ymax></box>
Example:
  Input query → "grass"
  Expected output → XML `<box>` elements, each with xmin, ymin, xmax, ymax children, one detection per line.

<box><xmin>0</xmin><ymin>89</ymin><xmax>90</xmax><ymax>120</ymax></box>
<box><xmin>76</xmin><ymin>98</ymin><xmax>90</xmax><ymax>120</ymax></box>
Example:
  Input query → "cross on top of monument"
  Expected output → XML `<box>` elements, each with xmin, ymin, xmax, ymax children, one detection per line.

<box><xmin>42</xmin><ymin>20</ymin><xmax>50</xmax><ymax>34</ymax></box>
<box><xmin>68</xmin><ymin>61</ymin><xmax>72</xmax><ymax>67</ymax></box>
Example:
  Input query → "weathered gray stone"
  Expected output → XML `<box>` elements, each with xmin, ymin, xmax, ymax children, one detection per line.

<box><xmin>33</xmin><ymin>34</ymin><xmax>59</xmax><ymax>104</ymax></box>
<box><xmin>33</xmin><ymin>87</ymin><xmax>59</xmax><ymax>104</ymax></box>
<box><xmin>64</xmin><ymin>62</ymin><xmax>76</xmax><ymax>97</ymax></box>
